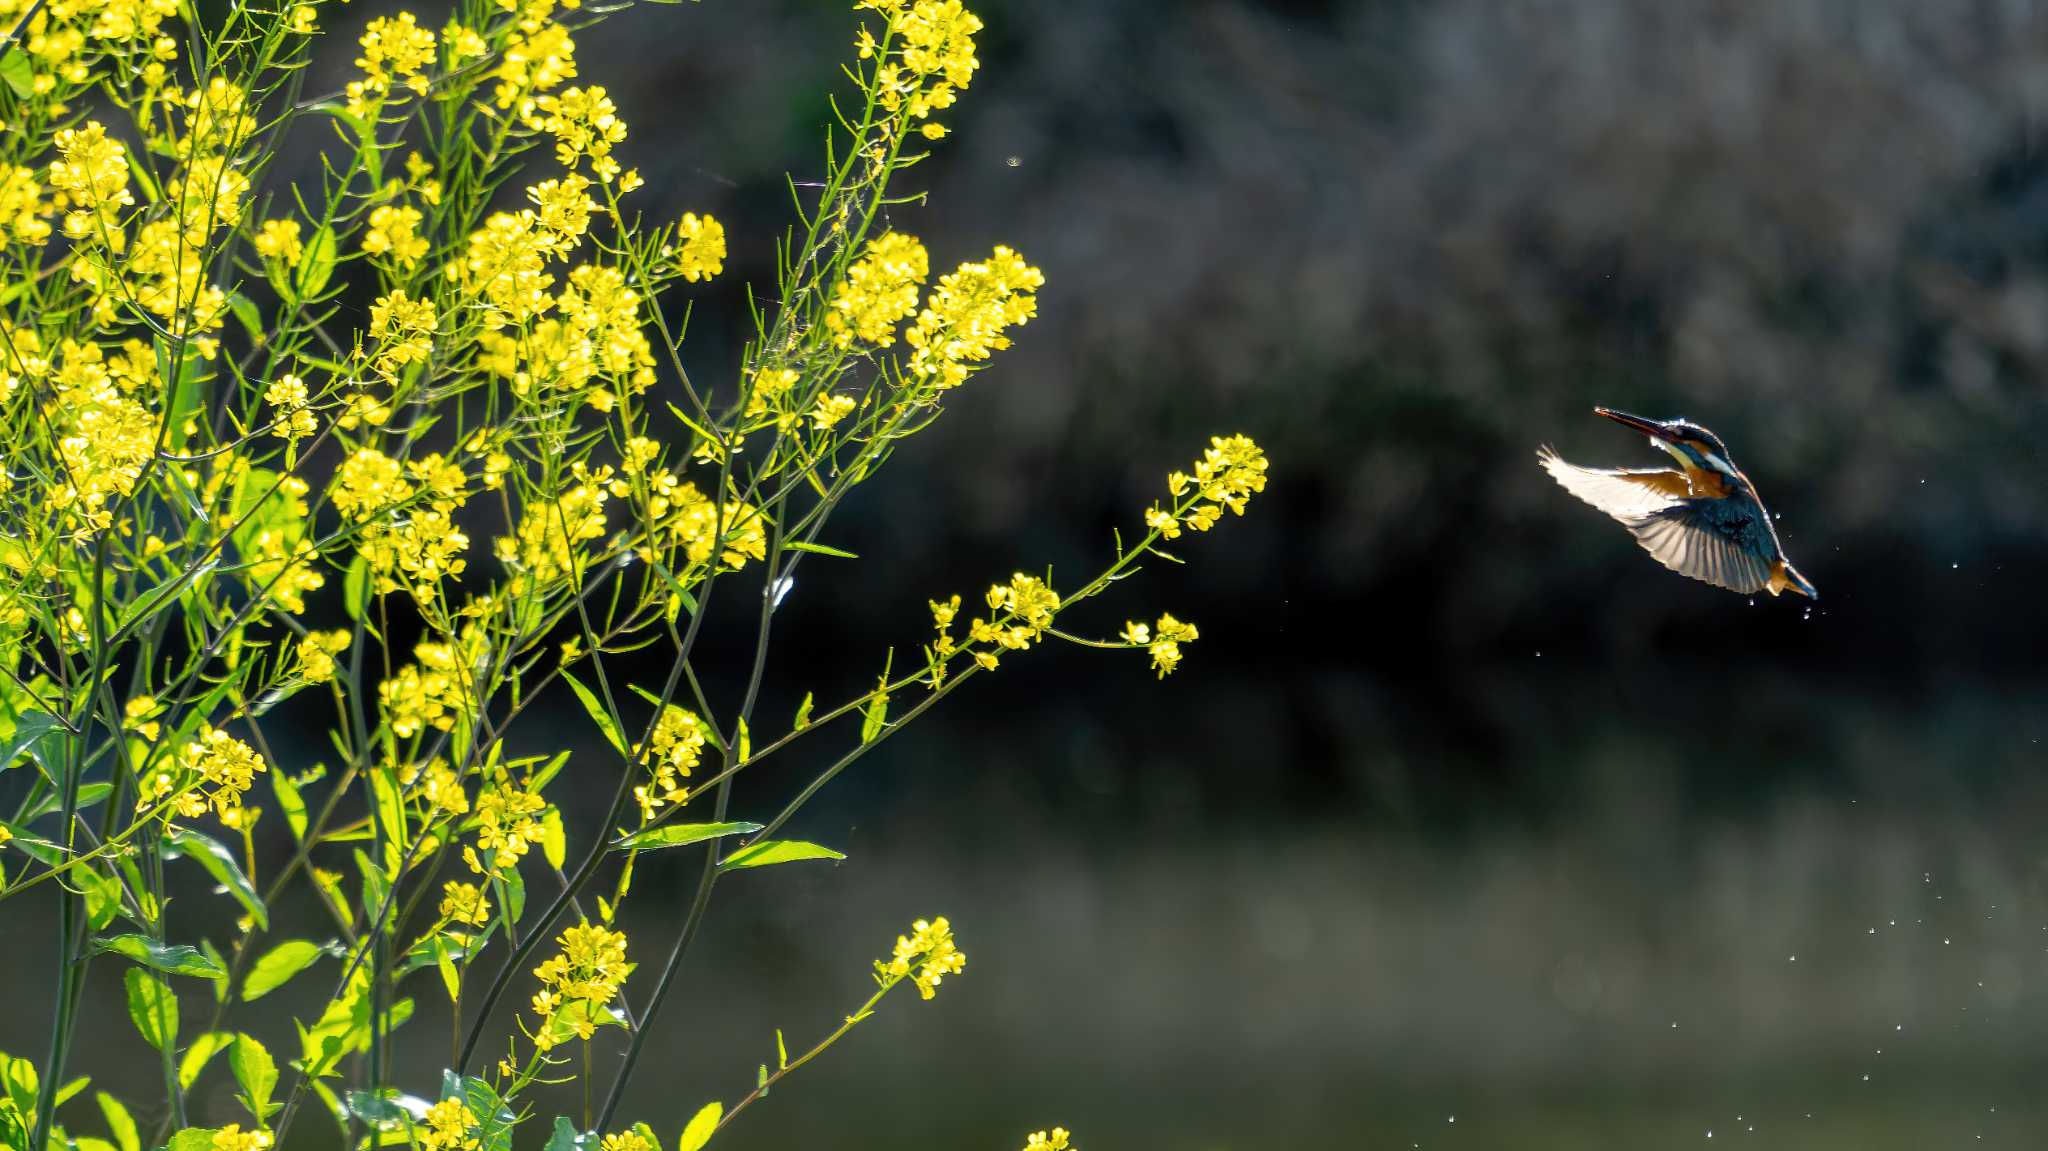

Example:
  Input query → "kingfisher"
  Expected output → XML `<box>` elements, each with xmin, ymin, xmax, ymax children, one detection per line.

<box><xmin>1539</xmin><ymin>408</ymin><xmax>1817</xmax><ymax>599</ymax></box>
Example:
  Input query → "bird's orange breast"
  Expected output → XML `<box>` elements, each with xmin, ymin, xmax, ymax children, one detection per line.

<box><xmin>1682</xmin><ymin>466</ymin><xmax>1731</xmax><ymax>500</ymax></box>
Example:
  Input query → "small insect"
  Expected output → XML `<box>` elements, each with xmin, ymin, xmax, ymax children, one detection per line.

<box><xmin>1540</xmin><ymin>408</ymin><xmax>1817</xmax><ymax>599</ymax></box>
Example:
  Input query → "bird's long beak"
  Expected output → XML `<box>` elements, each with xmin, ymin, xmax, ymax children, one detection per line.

<box><xmin>1593</xmin><ymin>407</ymin><xmax>1673</xmax><ymax>442</ymax></box>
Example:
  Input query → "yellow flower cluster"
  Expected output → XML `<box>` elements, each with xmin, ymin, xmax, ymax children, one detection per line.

<box><xmin>1146</xmin><ymin>434</ymin><xmax>1269</xmax><ymax>539</ymax></box>
<box><xmin>930</xmin><ymin>572</ymin><xmax>1059</xmax><ymax>673</ymax></box>
<box><xmin>635</xmin><ymin>704</ymin><xmax>705</xmax><ymax>822</ymax></box>
<box><xmin>497</xmin><ymin>478</ymin><xmax>610</xmax><ymax>588</ymax></box>
<box><xmin>208</xmin><ymin>1125</ymin><xmax>271</xmax><ymax>1151</ymax></box>
<box><xmin>347</xmin><ymin>12</ymin><xmax>438</xmax><ymax>119</ymax></box>
<box><xmin>41</xmin><ymin>340</ymin><xmax>157</xmax><ymax>532</ymax></box>
<box><xmin>673</xmin><ymin>212</ymin><xmax>726</xmax><ymax>282</ymax></box>
<box><xmin>379</xmin><ymin>641</ymin><xmax>469</xmax><ymax>738</ymax></box>
<box><xmin>1120</xmin><ymin>614</ymin><xmax>1198</xmax><ymax>678</ymax></box>
<box><xmin>329</xmin><ymin>447</ymin><xmax>412</xmax><ymax>520</ymax></box>
<box><xmin>856</xmin><ymin>0</ymin><xmax>982</xmax><ymax>137</ymax></box>
<box><xmin>599</xmin><ymin>1133</ymin><xmax>655</xmax><ymax>1151</ymax></box>
<box><xmin>418</xmin><ymin>1098</ymin><xmax>480</xmax><ymax>1151</ymax></box>
<box><xmin>440</xmin><ymin>880</ymin><xmax>492</xmax><ymax>929</ymax></box>
<box><xmin>363</xmin><ymin>203</ymin><xmax>429</xmax><ymax>268</ymax></box>
<box><xmin>530</xmin><ymin>922</ymin><xmax>631</xmax><ymax>1051</ymax></box>
<box><xmin>825</xmin><ymin>232</ymin><xmax>929</xmax><ymax>348</ymax></box>
<box><xmin>535</xmin><ymin>86</ymin><xmax>630</xmax><ymax>182</ymax></box>
<box><xmin>295</xmin><ymin>630</ymin><xmax>353</xmax><ymax>685</ymax></box>
<box><xmin>468</xmin><ymin>764</ymin><xmax>549</xmax><ymax>877</ymax></box>
<box><xmin>905</xmin><ymin>246</ymin><xmax>1042</xmax><ymax>390</ymax></box>
<box><xmin>137</xmin><ymin>725</ymin><xmax>266</xmax><ymax>820</ymax></box>
<box><xmin>874</xmin><ymin>916</ymin><xmax>964</xmax><ymax>1000</ymax></box>
<box><xmin>254</xmin><ymin>218</ymin><xmax>303</xmax><ymax>266</ymax></box>
<box><xmin>49</xmin><ymin>122</ymin><xmax>133</xmax><ymax>248</ymax></box>
<box><xmin>1022</xmin><ymin>1130</ymin><xmax>1074</xmax><ymax>1151</ymax></box>
<box><xmin>264</xmin><ymin>374</ymin><xmax>316</xmax><ymax>443</ymax></box>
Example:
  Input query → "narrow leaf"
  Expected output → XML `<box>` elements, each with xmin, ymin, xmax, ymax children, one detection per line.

<box><xmin>782</xmin><ymin>540</ymin><xmax>858</xmax><ymax>559</ymax></box>
<box><xmin>98</xmin><ymin>933</ymin><xmax>224</xmax><ymax>977</ymax></box>
<box><xmin>717</xmin><ymin>840</ymin><xmax>846</xmax><ymax>872</ymax></box>
<box><xmin>177</xmin><ymin>1032</ymin><xmax>233</xmax><ymax>1091</ymax></box>
<box><xmin>164</xmin><ymin>826</ymin><xmax>268</xmax><ymax>930</ymax></box>
<box><xmin>561</xmin><ymin>672</ymin><xmax>626</xmax><ymax>756</ymax></box>
<box><xmin>97</xmin><ymin>1091</ymin><xmax>140</xmax><ymax>1151</ymax></box>
<box><xmin>613</xmin><ymin>821</ymin><xmax>760</xmax><ymax>853</ymax></box>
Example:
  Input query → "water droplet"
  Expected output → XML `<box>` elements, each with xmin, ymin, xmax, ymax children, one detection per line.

<box><xmin>1788</xmin><ymin>955</ymin><xmax>1797</xmax><ymax>962</ymax></box>
<box><xmin>1447</xmin><ymin>1116</ymin><xmax>1456</xmax><ymax>1125</ymax></box>
<box><xmin>1004</xmin><ymin>156</ymin><xmax>1022</xmax><ymax>168</ymax></box>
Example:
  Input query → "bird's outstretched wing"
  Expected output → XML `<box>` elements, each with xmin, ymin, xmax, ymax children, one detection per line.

<box><xmin>1624</xmin><ymin>503</ymin><xmax>1774</xmax><ymax>595</ymax></box>
<box><xmin>1537</xmin><ymin>447</ymin><xmax>1689</xmax><ymax>519</ymax></box>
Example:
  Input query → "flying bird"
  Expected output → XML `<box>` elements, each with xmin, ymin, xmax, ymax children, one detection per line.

<box><xmin>1539</xmin><ymin>408</ymin><xmax>1817</xmax><ymax>599</ymax></box>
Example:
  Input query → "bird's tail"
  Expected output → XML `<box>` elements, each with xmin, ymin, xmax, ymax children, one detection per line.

<box><xmin>1773</xmin><ymin>561</ymin><xmax>1818</xmax><ymax>600</ymax></box>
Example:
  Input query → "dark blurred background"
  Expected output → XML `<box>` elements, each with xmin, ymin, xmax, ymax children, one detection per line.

<box><xmin>20</xmin><ymin>0</ymin><xmax>2048</xmax><ymax>1147</ymax></box>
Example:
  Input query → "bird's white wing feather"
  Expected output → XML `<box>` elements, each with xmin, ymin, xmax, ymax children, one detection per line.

<box><xmin>1537</xmin><ymin>447</ymin><xmax>1687</xmax><ymax>520</ymax></box>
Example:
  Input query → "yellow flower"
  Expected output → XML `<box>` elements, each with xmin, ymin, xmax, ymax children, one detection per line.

<box><xmin>1022</xmin><ymin>1130</ymin><xmax>1074</xmax><ymax>1151</ymax></box>
<box><xmin>349</xmin><ymin>11</ymin><xmax>438</xmax><ymax>116</ymax></box>
<box><xmin>874</xmin><ymin>915</ymin><xmax>964</xmax><ymax>1000</ymax></box>
<box><xmin>255</xmin><ymin>221</ymin><xmax>303</xmax><ymax>271</ymax></box>
<box><xmin>634</xmin><ymin>704</ymin><xmax>704</xmax><ymax>821</ymax></box>
<box><xmin>599</xmin><ymin>1134</ymin><xmax>655</xmax><ymax>1151</ymax></box>
<box><xmin>363</xmin><ymin>203</ymin><xmax>429</xmax><ymax>268</ymax></box>
<box><xmin>824</xmin><ymin>232</ymin><xmax>928</xmax><ymax>348</ymax></box>
<box><xmin>811</xmin><ymin>393</ymin><xmax>857</xmax><ymax>430</ymax></box>
<box><xmin>379</xmin><ymin>641</ymin><xmax>469</xmax><ymax>738</ymax></box>
<box><xmin>208</xmin><ymin>1125</ymin><xmax>272</xmax><ymax>1151</ymax></box>
<box><xmin>673</xmin><ymin>212</ymin><xmax>725</xmax><ymax>282</ymax></box>
<box><xmin>419</xmin><ymin>1098</ymin><xmax>479</xmax><ymax>1151</ymax></box>
<box><xmin>1146</xmin><ymin>613</ymin><xmax>1197</xmax><ymax>678</ymax></box>
<box><xmin>529</xmin><ymin>921</ymin><xmax>631</xmax><ymax>1051</ymax></box>
<box><xmin>265</xmin><ymin>374</ymin><xmax>314</xmax><ymax>442</ymax></box>
<box><xmin>368</xmin><ymin>289</ymin><xmax>438</xmax><ymax>374</ymax></box>
<box><xmin>295</xmin><ymin>630</ymin><xmax>352</xmax><ymax>684</ymax></box>
<box><xmin>493</xmin><ymin>23</ymin><xmax>578</xmax><ymax>109</ymax></box>
<box><xmin>48</xmin><ymin>122</ymin><xmax>134</xmax><ymax>246</ymax></box>
<box><xmin>0</xmin><ymin>165</ymin><xmax>53</xmax><ymax>246</ymax></box>
<box><xmin>440</xmin><ymin>880</ymin><xmax>492</xmax><ymax>928</ymax></box>
<box><xmin>328</xmin><ymin>447</ymin><xmax>413</xmax><ymax>520</ymax></box>
<box><xmin>141</xmin><ymin>725</ymin><xmax>266</xmax><ymax>820</ymax></box>
<box><xmin>535</xmin><ymin>86</ymin><xmax>627</xmax><ymax>178</ymax></box>
<box><xmin>904</xmin><ymin>245</ymin><xmax>1042</xmax><ymax>390</ymax></box>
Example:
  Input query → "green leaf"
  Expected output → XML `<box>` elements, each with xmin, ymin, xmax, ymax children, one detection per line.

<box><xmin>97</xmin><ymin>1091</ymin><xmax>140</xmax><ymax>1151</ymax></box>
<box><xmin>0</xmin><ymin>48</ymin><xmax>32</xmax><ymax>99</ymax></box>
<box><xmin>166</xmin><ymin>1128</ymin><xmax>215</xmax><ymax>1151</ymax></box>
<box><xmin>613</xmin><ymin>821</ymin><xmax>761</xmax><ymax>853</ymax></box>
<box><xmin>296</xmin><ymin>223</ymin><xmax>337</xmax><ymax>299</ymax></box>
<box><xmin>242</xmin><ymin>939</ymin><xmax>327</xmax><ymax>1001</ymax></box>
<box><xmin>717</xmin><ymin>840</ymin><xmax>846</xmax><ymax>872</ymax></box>
<box><xmin>164</xmin><ymin>826</ymin><xmax>267</xmax><ymax>930</ymax></box>
<box><xmin>226</xmin><ymin>293</ymin><xmax>264</xmax><ymax>349</ymax></box>
<box><xmin>124</xmin><ymin>969</ymin><xmax>178</xmax><ymax>1051</ymax></box>
<box><xmin>677</xmin><ymin>1102</ymin><xmax>721</xmax><ymax>1151</ymax></box>
<box><xmin>80</xmin><ymin>866</ymin><xmax>123</xmax><ymax>931</ymax></box>
<box><xmin>546</xmin><ymin>1118</ymin><xmax>593</xmax><ymax>1151</ymax></box>
<box><xmin>446</xmin><ymin>1072</ymin><xmax>516</xmax><ymax>1151</ymax></box>
<box><xmin>775</xmin><ymin>1028</ymin><xmax>788</xmax><ymax>1069</ymax></box>
<box><xmin>229</xmin><ymin>1034</ymin><xmax>278</xmax><ymax>1122</ymax></box>
<box><xmin>95</xmin><ymin>933</ymin><xmax>226</xmax><ymax>978</ymax></box>
<box><xmin>177</xmin><ymin>1032</ymin><xmax>233</xmax><ymax>1091</ymax></box>
<box><xmin>782</xmin><ymin>540</ymin><xmax>859</xmax><ymax>559</ymax></box>
<box><xmin>342</xmin><ymin>555</ymin><xmax>370</xmax><ymax>622</ymax></box>
<box><xmin>793</xmin><ymin>692</ymin><xmax>814</xmax><ymax>731</ymax></box>
<box><xmin>860</xmin><ymin>689</ymin><xmax>888</xmax><ymax>744</ymax></box>
<box><xmin>0</xmin><ymin>709</ymin><xmax>62</xmax><ymax>774</ymax></box>
<box><xmin>538</xmin><ymin>1000</ymin><xmax>628</xmax><ymax>1048</ymax></box>
<box><xmin>271</xmin><ymin>769</ymin><xmax>308</xmax><ymax>842</ymax></box>
<box><xmin>540</xmin><ymin>807</ymin><xmax>566</xmax><ymax>870</ymax></box>
<box><xmin>55</xmin><ymin>1075</ymin><xmax>90</xmax><ymax>1107</ymax></box>
<box><xmin>561</xmin><ymin>672</ymin><xmax>626</xmax><ymax>757</ymax></box>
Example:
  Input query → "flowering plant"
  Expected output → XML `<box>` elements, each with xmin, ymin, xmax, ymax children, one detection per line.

<box><xmin>0</xmin><ymin>0</ymin><xmax>1265</xmax><ymax>1147</ymax></box>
